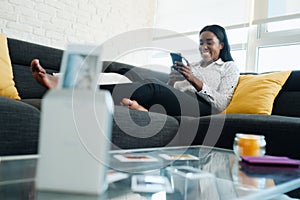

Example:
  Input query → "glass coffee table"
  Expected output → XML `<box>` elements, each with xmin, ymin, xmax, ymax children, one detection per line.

<box><xmin>0</xmin><ymin>145</ymin><xmax>299</xmax><ymax>199</ymax></box>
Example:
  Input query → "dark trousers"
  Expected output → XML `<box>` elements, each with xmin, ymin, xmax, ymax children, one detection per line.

<box><xmin>100</xmin><ymin>79</ymin><xmax>217</xmax><ymax>117</ymax></box>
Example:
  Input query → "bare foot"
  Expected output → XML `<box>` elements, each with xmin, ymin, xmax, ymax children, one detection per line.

<box><xmin>120</xmin><ymin>98</ymin><xmax>148</xmax><ymax>112</ymax></box>
<box><xmin>30</xmin><ymin>59</ymin><xmax>58</xmax><ymax>89</ymax></box>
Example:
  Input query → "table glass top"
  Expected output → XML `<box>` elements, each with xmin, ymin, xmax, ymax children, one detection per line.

<box><xmin>0</xmin><ymin>145</ymin><xmax>299</xmax><ymax>200</ymax></box>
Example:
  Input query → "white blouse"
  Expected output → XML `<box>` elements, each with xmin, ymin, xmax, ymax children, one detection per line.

<box><xmin>174</xmin><ymin>58</ymin><xmax>240</xmax><ymax>112</ymax></box>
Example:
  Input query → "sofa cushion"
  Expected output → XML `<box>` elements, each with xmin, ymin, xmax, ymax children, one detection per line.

<box><xmin>0</xmin><ymin>96</ymin><xmax>40</xmax><ymax>156</ymax></box>
<box><xmin>111</xmin><ymin>105</ymin><xmax>179</xmax><ymax>149</ymax></box>
<box><xmin>0</xmin><ymin>34</ymin><xmax>20</xmax><ymax>100</ymax></box>
<box><xmin>7</xmin><ymin>38</ymin><xmax>62</xmax><ymax>71</ymax></box>
<box><xmin>272</xmin><ymin>71</ymin><xmax>300</xmax><ymax>117</ymax></box>
<box><xmin>8</xmin><ymin>38</ymin><xmax>62</xmax><ymax>99</ymax></box>
<box><xmin>223</xmin><ymin>71</ymin><xmax>291</xmax><ymax>115</ymax></box>
<box><xmin>12</xmin><ymin>64</ymin><xmax>49</xmax><ymax>99</ymax></box>
<box><xmin>272</xmin><ymin>91</ymin><xmax>300</xmax><ymax>117</ymax></box>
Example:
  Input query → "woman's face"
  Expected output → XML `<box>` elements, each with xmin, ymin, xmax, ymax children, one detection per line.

<box><xmin>199</xmin><ymin>31</ymin><xmax>224</xmax><ymax>63</ymax></box>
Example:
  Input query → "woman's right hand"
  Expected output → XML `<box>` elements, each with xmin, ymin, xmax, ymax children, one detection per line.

<box><xmin>167</xmin><ymin>67</ymin><xmax>185</xmax><ymax>86</ymax></box>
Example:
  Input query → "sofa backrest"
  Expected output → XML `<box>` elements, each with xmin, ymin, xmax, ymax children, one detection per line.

<box><xmin>8</xmin><ymin>38</ymin><xmax>300</xmax><ymax>118</ymax></box>
<box><xmin>8</xmin><ymin>38</ymin><xmax>169</xmax><ymax>99</ymax></box>
<box><xmin>272</xmin><ymin>70</ymin><xmax>300</xmax><ymax>117</ymax></box>
<box><xmin>8</xmin><ymin>38</ymin><xmax>63</xmax><ymax>99</ymax></box>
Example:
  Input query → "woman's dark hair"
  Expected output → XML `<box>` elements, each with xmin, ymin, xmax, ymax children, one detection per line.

<box><xmin>199</xmin><ymin>24</ymin><xmax>234</xmax><ymax>62</ymax></box>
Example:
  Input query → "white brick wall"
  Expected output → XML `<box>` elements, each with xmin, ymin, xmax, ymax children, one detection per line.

<box><xmin>0</xmin><ymin>0</ymin><xmax>155</xmax><ymax>49</ymax></box>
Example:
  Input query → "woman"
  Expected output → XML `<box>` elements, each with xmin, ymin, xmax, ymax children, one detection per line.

<box><xmin>31</xmin><ymin>24</ymin><xmax>239</xmax><ymax>117</ymax></box>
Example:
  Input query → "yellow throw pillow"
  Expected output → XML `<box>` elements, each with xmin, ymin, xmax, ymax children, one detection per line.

<box><xmin>222</xmin><ymin>71</ymin><xmax>291</xmax><ymax>115</ymax></box>
<box><xmin>0</xmin><ymin>34</ymin><xmax>20</xmax><ymax>100</ymax></box>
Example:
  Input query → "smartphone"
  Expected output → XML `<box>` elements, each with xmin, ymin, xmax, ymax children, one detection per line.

<box><xmin>170</xmin><ymin>52</ymin><xmax>185</xmax><ymax>70</ymax></box>
<box><xmin>170</xmin><ymin>52</ymin><xmax>183</xmax><ymax>65</ymax></box>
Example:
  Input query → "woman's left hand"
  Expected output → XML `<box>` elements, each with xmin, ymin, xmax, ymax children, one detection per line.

<box><xmin>177</xmin><ymin>57</ymin><xmax>194</xmax><ymax>82</ymax></box>
<box><xmin>178</xmin><ymin>57</ymin><xmax>203</xmax><ymax>91</ymax></box>
<box><xmin>179</xmin><ymin>65</ymin><xmax>193</xmax><ymax>80</ymax></box>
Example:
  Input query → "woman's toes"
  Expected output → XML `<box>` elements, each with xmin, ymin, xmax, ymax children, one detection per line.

<box><xmin>120</xmin><ymin>98</ymin><xmax>132</xmax><ymax>106</ymax></box>
<box><xmin>120</xmin><ymin>98</ymin><xmax>147</xmax><ymax>112</ymax></box>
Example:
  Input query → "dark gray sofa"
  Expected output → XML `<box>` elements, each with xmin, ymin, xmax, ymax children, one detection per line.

<box><xmin>2</xmin><ymin>38</ymin><xmax>300</xmax><ymax>162</ymax></box>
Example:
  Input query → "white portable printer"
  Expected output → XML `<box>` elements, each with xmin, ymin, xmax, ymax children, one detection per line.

<box><xmin>36</xmin><ymin>44</ymin><xmax>114</xmax><ymax>195</ymax></box>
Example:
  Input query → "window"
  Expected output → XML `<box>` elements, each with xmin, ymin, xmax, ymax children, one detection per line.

<box><xmin>151</xmin><ymin>0</ymin><xmax>300</xmax><ymax>73</ymax></box>
<box><xmin>267</xmin><ymin>18</ymin><xmax>300</xmax><ymax>32</ymax></box>
<box><xmin>153</xmin><ymin>0</ymin><xmax>250</xmax><ymax>71</ymax></box>
<box><xmin>257</xmin><ymin>44</ymin><xmax>300</xmax><ymax>72</ymax></box>
<box><xmin>227</xmin><ymin>27</ymin><xmax>249</xmax><ymax>71</ymax></box>
<box><xmin>252</xmin><ymin>0</ymin><xmax>300</xmax><ymax>72</ymax></box>
<box><xmin>154</xmin><ymin>0</ymin><xmax>249</xmax><ymax>34</ymax></box>
<box><xmin>231</xmin><ymin>50</ymin><xmax>247</xmax><ymax>72</ymax></box>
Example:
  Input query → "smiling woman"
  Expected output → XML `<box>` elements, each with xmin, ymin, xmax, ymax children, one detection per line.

<box><xmin>30</xmin><ymin>24</ymin><xmax>240</xmax><ymax>118</ymax></box>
